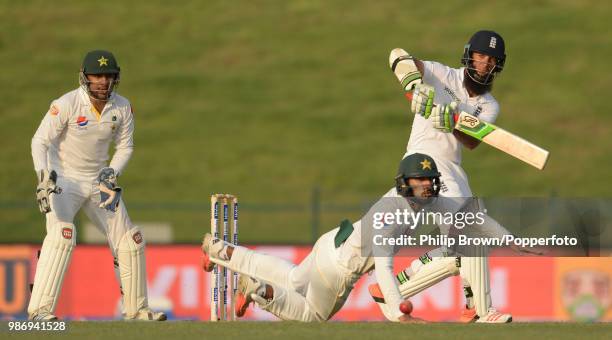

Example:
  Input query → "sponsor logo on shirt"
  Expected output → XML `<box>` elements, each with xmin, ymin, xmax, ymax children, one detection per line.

<box><xmin>444</xmin><ymin>86</ymin><xmax>483</xmax><ymax>117</ymax></box>
<box><xmin>439</xmin><ymin>181</ymin><xmax>448</xmax><ymax>193</ymax></box>
<box><xmin>444</xmin><ymin>86</ymin><xmax>461</xmax><ymax>102</ymax></box>
<box><xmin>76</xmin><ymin>116</ymin><xmax>88</xmax><ymax>127</ymax></box>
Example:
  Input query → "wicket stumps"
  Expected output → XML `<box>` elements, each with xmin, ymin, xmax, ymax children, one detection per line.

<box><xmin>210</xmin><ymin>194</ymin><xmax>239</xmax><ymax>321</ymax></box>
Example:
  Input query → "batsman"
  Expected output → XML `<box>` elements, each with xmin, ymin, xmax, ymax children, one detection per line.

<box><xmin>371</xmin><ymin>30</ymin><xmax>520</xmax><ymax>323</ymax></box>
<box><xmin>29</xmin><ymin>50</ymin><xmax>165</xmax><ymax>321</ymax></box>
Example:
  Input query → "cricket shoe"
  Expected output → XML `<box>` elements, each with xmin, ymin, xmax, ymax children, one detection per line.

<box><xmin>459</xmin><ymin>306</ymin><xmax>478</xmax><ymax>323</ymax></box>
<box><xmin>28</xmin><ymin>312</ymin><xmax>58</xmax><ymax>321</ymax></box>
<box><xmin>235</xmin><ymin>274</ymin><xmax>266</xmax><ymax>317</ymax></box>
<box><xmin>201</xmin><ymin>233</ymin><xmax>228</xmax><ymax>272</ymax></box>
<box><xmin>475</xmin><ymin>308</ymin><xmax>512</xmax><ymax>323</ymax></box>
<box><xmin>126</xmin><ymin>307</ymin><xmax>167</xmax><ymax>321</ymax></box>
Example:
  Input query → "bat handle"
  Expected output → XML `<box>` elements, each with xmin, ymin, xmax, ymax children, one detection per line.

<box><xmin>404</xmin><ymin>91</ymin><xmax>456</xmax><ymax>122</ymax></box>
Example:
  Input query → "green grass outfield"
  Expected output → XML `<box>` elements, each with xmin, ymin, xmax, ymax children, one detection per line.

<box><xmin>3</xmin><ymin>322</ymin><xmax>611</xmax><ymax>340</ymax></box>
<box><xmin>1</xmin><ymin>0</ymin><xmax>611</xmax><ymax>243</ymax></box>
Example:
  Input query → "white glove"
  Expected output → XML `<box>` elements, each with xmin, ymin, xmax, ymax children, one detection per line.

<box><xmin>411</xmin><ymin>84</ymin><xmax>435</xmax><ymax>118</ymax></box>
<box><xmin>36</xmin><ymin>170</ymin><xmax>62</xmax><ymax>214</ymax></box>
<box><xmin>431</xmin><ymin>101</ymin><xmax>459</xmax><ymax>132</ymax></box>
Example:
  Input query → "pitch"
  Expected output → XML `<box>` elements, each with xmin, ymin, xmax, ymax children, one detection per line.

<box><xmin>7</xmin><ymin>321</ymin><xmax>611</xmax><ymax>340</ymax></box>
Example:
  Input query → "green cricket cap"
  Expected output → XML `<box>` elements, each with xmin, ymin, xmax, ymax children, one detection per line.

<box><xmin>81</xmin><ymin>50</ymin><xmax>120</xmax><ymax>75</ymax></box>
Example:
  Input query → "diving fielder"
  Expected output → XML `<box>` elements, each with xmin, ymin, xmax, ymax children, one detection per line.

<box><xmin>202</xmin><ymin>154</ymin><xmax>463</xmax><ymax>322</ymax></box>
<box><xmin>371</xmin><ymin>30</ymin><xmax>514</xmax><ymax>323</ymax></box>
<box><xmin>29</xmin><ymin>50</ymin><xmax>166</xmax><ymax>321</ymax></box>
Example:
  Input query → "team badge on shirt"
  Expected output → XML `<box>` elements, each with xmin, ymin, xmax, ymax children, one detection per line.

<box><xmin>76</xmin><ymin>116</ymin><xmax>88</xmax><ymax>127</ymax></box>
<box><xmin>49</xmin><ymin>105</ymin><xmax>59</xmax><ymax>116</ymax></box>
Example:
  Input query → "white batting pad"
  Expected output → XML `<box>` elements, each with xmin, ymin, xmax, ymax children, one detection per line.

<box><xmin>399</xmin><ymin>256</ymin><xmax>460</xmax><ymax>298</ymax></box>
<box><xmin>28</xmin><ymin>222</ymin><xmax>76</xmax><ymax>317</ymax></box>
<box><xmin>459</xmin><ymin>254</ymin><xmax>492</xmax><ymax>317</ymax></box>
<box><xmin>117</xmin><ymin>227</ymin><xmax>148</xmax><ymax>319</ymax></box>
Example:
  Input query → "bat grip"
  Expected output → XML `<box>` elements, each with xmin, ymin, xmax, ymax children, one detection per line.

<box><xmin>404</xmin><ymin>91</ymin><xmax>458</xmax><ymax>123</ymax></box>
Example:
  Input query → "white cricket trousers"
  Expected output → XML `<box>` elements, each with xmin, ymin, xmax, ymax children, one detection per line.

<box><xmin>46</xmin><ymin>175</ymin><xmax>137</xmax><ymax>249</ymax></box>
<box><xmin>228</xmin><ymin>228</ymin><xmax>360</xmax><ymax>321</ymax></box>
<box><xmin>28</xmin><ymin>175</ymin><xmax>143</xmax><ymax>317</ymax></box>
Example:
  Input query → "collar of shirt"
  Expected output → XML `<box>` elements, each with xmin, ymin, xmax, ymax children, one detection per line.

<box><xmin>78</xmin><ymin>87</ymin><xmax>116</xmax><ymax>116</ymax></box>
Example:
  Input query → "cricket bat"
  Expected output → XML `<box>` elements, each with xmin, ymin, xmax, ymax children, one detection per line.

<box><xmin>390</xmin><ymin>48</ymin><xmax>550</xmax><ymax>170</ymax></box>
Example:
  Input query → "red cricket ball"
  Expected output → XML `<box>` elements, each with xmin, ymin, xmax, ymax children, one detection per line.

<box><xmin>399</xmin><ymin>300</ymin><xmax>413</xmax><ymax>315</ymax></box>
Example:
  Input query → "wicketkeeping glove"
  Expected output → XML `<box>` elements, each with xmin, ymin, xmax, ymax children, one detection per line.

<box><xmin>36</xmin><ymin>170</ymin><xmax>62</xmax><ymax>214</ymax></box>
<box><xmin>410</xmin><ymin>84</ymin><xmax>435</xmax><ymax>118</ymax></box>
<box><xmin>97</xmin><ymin>167</ymin><xmax>122</xmax><ymax>212</ymax></box>
<box><xmin>431</xmin><ymin>101</ymin><xmax>458</xmax><ymax>132</ymax></box>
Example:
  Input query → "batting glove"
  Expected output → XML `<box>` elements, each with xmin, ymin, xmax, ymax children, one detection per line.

<box><xmin>431</xmin><ymin>101</ymin><xmax>458</xmax><ymax>132</ymax></box>
<box><xmin>411</xmin><ymin>84</ymin><xmax>435</xmax><ymax>119</ymax></box>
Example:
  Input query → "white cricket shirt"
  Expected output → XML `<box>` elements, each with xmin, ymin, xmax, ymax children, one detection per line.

<box><xmin>31</xmin><ymin>87</ymin><xmax>134</xmax><ymax>181</ymax></box>
<box><xmin>405</xmin><ymin>61</ymin><xmax>500</xmax><ymax>165</ymax></box>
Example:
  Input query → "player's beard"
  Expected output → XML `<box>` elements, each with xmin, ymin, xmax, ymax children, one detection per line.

<box><xmin>89</xmin><ymin>84</ymin><xmax>113</xmax><ymax>101</ymax></box>
<box><xmin>90</xmin><ymin>90</ymin><xmax>109</xmax><ymax>101</ymax></box>
<box><xmin>409</xmin><ymin>185</ymin><xmax>435</xmax><ymax>206</ymax></box>
<box><xmin>463</xmin><ymin>69</ymin><xmax>493</xmax><ymax>96</ymax></box>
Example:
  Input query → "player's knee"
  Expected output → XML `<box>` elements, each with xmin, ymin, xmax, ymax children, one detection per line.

<box><xmin>118</xmin><ymin>226</ymin><xmax>146</xmax><ymax>253</ymax></box>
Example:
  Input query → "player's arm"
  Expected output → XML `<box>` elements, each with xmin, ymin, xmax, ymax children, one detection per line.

<box><xmin>374</xmin><ymin>256</ymin><xmax>405</xmax><ymax>321</ymax></box>
<box><xmin>97</xmin><ymin>106</ymin><xmax>133</xmax><ymax>212</ymax></box>
<box><xmin>31</xmin><ymin>102</ymin><xmax>67</xmax><ymax>213</ymax></box>
<box><xmin>391</xmin><ymin>49</ymin><xmax>484</xmax><ymax>150</ymax></box>
<box><xmin>109</xmin><ymin>105</ymin><xmax>135</xmax><ymax>176</ymax></box>
<box><xmin>31</xmin><ymin>102</ymin><xmax>68</xmax><ymax>173</ymax></box>
<box><xmin>453</xmin><ymin>130</ymin><xmax>481</xmax><ymax>149</ymax></box>
<box><xmin>362</xmin><ymin>199</ymin><xmax>406</xmax><ymax>321</ymax></box>
<box><xmin>389</xmin><ymin>48</ymin><xmax>424</xmax><ymax>91</ymax></box>
<box><xmin>415</xmin><ymin>59</ymin><xmax>424</xmax><ymax>76</ymax></box>
<box><xmin>411</xmin><ymin>58</ymin><xmax>425</xmax><ymax>76</ymax></box>
<box><xmin>390</xmin><ymin>49</ymin><xmax>443</xmax><ymax>120</ymax></box>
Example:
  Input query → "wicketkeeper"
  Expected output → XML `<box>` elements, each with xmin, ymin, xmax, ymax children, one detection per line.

<box><xmin>29</xmin><ymin>50</ymin><xmax>165</xmax><ymax>321</ymax></box>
